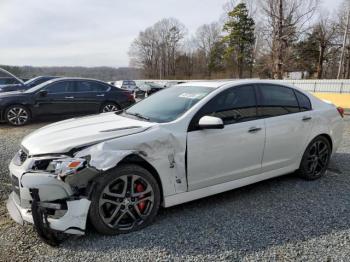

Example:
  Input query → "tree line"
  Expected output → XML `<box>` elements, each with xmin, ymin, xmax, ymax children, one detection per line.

<box><xmin>0</xmin><ymin>65</ymin><xmax>142</xmax><ymax>81</ymax></box>
<box><xmin>129</xmin><ymin>0</ymin><xmax>350</xmax><ymax>80</ymax></box>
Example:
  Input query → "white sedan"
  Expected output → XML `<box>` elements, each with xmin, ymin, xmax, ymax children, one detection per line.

<box><xmin>7</xmin><ymin>80</ymin><xmax>344</xmax><ymax>245</ymax></box>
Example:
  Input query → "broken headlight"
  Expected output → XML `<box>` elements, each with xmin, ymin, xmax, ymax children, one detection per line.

<box><xmin>47</xmin><ymin>158</ymin><xmax>87</xmax><ymax>178</ymax></box>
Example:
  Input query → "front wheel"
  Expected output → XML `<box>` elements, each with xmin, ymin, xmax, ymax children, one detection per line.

<box><xmin>298</xmin><ymin>136</ymin><xmax>331</xmax><ymax>180</ymax></box>
<box><xmin>5</xmin><ymin>105</ymin><xmax>31</xmax><ymax>126</ymax></box>
<box><xmin>89</xmin><ymin>164</ymin><xmax>160</xmax><ymax>235</ymax></box>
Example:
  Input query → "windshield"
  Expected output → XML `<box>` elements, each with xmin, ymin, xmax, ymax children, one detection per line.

<box><xmin>24</xmin><ymin>79</ymin><xmax>56</xmax><ymax>93</ymax></box>
<box><xmin>24</xmin><ymin>77</ymin><xmax>39</xmax><ymax>85</ymax></box>
<box><xmin>125</xmin><ymin>86</ymin><xmax>214</xmax><ymax>123</ymax></box>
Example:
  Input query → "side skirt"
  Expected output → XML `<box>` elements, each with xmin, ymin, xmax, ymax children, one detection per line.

<box><xmin>163</xmin><ymin>165</ymin><xmax>297</xmax><ymax>208</ymax></box>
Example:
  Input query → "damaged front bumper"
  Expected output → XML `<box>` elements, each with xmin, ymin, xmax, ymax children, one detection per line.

<box><xmin>6</xmin><ymin>158</ymin><xmax>91</xmax><ymax>237</ymax></box>
<box><xmin>7</xmin><ymin>192</ymin><xmax>91</xmax><ymax>235</ymax></box>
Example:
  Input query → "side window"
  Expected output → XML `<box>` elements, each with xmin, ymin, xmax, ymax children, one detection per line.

<box><xmin>76</xmin><ymin>81</ymin><xmax>108</xmax><ymax>92</ymax></box>
<box><xmin>195</xmin><ymin>85</ymin><xmax>257</xmax><ymax>126</ymax></box>
<box><xmin>295</xmin><ymin>90</ymin><xmax>312</xmax><ymax>111</ymax></box>
<box><xmin>45</xmin><ymin>81</ymin><xmax>74</xmax><ymax>94</ymax></box>
<box><xmin>258</xmin><ymin>85</ymin><xmax>300</xmax><ymax>117</ymax></box>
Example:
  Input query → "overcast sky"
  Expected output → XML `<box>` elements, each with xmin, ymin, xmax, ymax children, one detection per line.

<box><xmin>0</xmin><ymin>0</ymin><xmax>344</xmax><ymax>68</ymax></box>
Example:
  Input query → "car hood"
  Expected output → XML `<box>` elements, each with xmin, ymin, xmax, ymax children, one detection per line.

<box><xmin>22</xmin><ymin>113</ymin><xmax>156</xmax><ymax>155</ymax></box>
<box><xmin>0</xmin><ymin>89</ymin><xmax>26</xmax><ymax>95</ymax></box>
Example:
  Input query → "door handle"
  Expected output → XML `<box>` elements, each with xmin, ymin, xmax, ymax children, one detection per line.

<box><xmin>65</xmin><ymin>96</ymin><xmax>74</xmax><ymax>99</ymax></box>
<box><xmin>248</xmin><ymin>127</ymin><xmax>262</xmax><ymax>133</ymax></box>
<box><xmin>302</xmin><ymin>116</ymin><xmax>312</xmax><ymax>121</ymax></box>
<box><xmin>96</xmin><ymin>94</ymin><xmax>105</xmax><ymax>97</ymax></box>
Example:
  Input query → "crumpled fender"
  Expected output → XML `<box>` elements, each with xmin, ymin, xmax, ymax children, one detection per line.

<box><xmin>75</xmin><ymin>125</ymin><xmax>188</xmax><ymax>196</ymax></box>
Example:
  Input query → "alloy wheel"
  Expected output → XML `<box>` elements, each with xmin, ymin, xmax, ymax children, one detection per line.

<box><xmin>98</xmin><ymin>174</ymin><xmax>154</xmax><ymax>230</ymax></box>
<box><xmin>305</xmin><ymin>140</ymin><xmax>329</xmax><ymax>178</ymax></box>
<box><xmin>6</xmin><ymin>107</ymin><xmax>29</xmax><ymax>125</ymax></box>
<box><xmin>102</xmin><ymin>104</ymin><xmax>119</xmax><ymax>112</ymax></box>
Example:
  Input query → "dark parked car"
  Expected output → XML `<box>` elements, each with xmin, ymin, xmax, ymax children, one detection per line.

<box><xmin>0</xmin><ymin>76</ymin><xmax>59</xmax><ymax>93</ymax></box>
<box><xmin>120</xmin><ymin>80</ymin><xmax>138</xmax><ymax>91</ymax></box>
<box><xmin>0</xmin><ymin>78</ymin><xmax>135</xmax><ymax>126</ymax></box>
<box><xmin>138</xmin><ymin>82</ymin><xmax>165</xmax><ymax>97</ymax></box>
<box><xmin>0</xmin><ymin>68</ymin><xmax>25</xmax><ymax>93</ymax></box>
<box><xmin>0</xmin><ymin>68</ymin><xmax>59</xmax><ymax>93</ymax></box>
<box><xmin>163</xmin><ymin>81</ymin><xmax>186</xmax><ymax>88</ymax></box>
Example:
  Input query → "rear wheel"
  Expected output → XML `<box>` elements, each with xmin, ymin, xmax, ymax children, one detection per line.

<box><xmin>100</xmin><ymin>102</ymin><xmax>120</xmax><ymax>113</ymax></box>
<box><xmin>298</xmin><ymin>136</ymin><xmax>331</xmax><ymax>180</ymax></box>
<box><xmin>89</xmin><ymin>164</ymin><xmax>160</xmax><ymax>235</ymax></box>
<box><xmin>5</xmin><ymin>105</ymin><xmax>31</xmax><ymax>126</ymax></box>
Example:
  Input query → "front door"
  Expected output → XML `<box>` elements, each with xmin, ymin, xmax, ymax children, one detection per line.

<box><xmin>187</xmin><ymin>85</ymin><xmax>266</xmax><ymax>191</ymax></box>
<box><xmin>34</xmin><ymin>80</ymin><xmax>76</xmax><ymax>116</ymax></box>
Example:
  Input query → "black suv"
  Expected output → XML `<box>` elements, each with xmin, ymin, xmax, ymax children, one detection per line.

<box><xmin>0</xmin><ymin>78</ymin><xmax>135</xmax><ymax>126</ymax></box>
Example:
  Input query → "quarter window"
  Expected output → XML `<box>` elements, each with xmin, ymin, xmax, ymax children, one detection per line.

<box><xmin>195</xmin><ymin>85</ymin><xmax>257</xmax><ymax>126</ymax></box>
<box><xmin>295</xmin><ymin>91</ymin><xmax>312</xmax><ymax>111</ymax></box>
<box><xmin>257</xmin><ymin>85</ymin><xmax>299</xmax><ymax>117</ymax></box>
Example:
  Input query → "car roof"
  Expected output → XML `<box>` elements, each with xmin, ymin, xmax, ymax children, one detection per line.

<box><xmin>48</xmin><ymin>77</ymin><xmax>108</xmax><ymax>83</ymax></box>
<box><xmin>176</xmin><ymin>79</ymin><xmax>296</xmax><ymax>89</ymax></box>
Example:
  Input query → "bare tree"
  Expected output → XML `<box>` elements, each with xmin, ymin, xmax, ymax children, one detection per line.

<box><xmin>129</xmin><ymin>18</ymin><xmax>187</xmax><ymax>79</ymax></box>
<box><xmin>195</xmin><ymin>22</ymin><xmax>221</xmax><ymax>77</ymax></box>
<box><xmin>260</xmin><ymin>0</ymin><xmax>319</xmax><ymax>79</ymax></box>
<box><xmin>337</xmin><ymin>3</ymin><xmax>350</xmax><ymax>79</ymax></box>
<box><xmin>312</xmin><ymin>15</ymin><xmax>338</xmax><ymax>79</ymax></box>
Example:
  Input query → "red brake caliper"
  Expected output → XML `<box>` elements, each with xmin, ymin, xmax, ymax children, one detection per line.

<box><xmin>135</xmin><ymin>183</ymin><xmax>146</xmax><ymax>212</ymax></box>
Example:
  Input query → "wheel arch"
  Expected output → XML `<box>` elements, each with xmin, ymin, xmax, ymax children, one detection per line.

<box><xmin>317</xmin><ymin>133</ymin><xmax>333</xmax><ymax>152</ymax></box>
<box><xmin>297</xmin><ymin>132</ymin><xmax>334</xmax><ymax>169</ymax></box>
<box><xmin>117</xmin><ymin>154</ymin><xmax>165</xmax><ymax>205</ymax></box>
<box><xmin>101</xmin><ymin>100</ymin><xmax>121</xmax><ymax>107</ymax></box>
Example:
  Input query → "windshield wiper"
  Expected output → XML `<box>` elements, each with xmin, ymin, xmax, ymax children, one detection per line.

<box><xmin>124</xmin><ymin>111</ymin><xmax>150</xmax><ymax>121</ymax></box>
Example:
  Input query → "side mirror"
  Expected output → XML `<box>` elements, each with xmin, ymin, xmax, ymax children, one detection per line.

<box><xmin>38</xmin><ymin>90</ymin><xmax>48</xmax><ymax>97</ymax></box>
<box><xmin>198</xmin><ymin>116</ymin><xmax>224</xmax><ymax>129</ymax></box>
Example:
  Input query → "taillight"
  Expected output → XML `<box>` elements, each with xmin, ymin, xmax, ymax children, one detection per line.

<box><xmin>337</xmin><ymin>107</ymin><xmax>344</xmax><ymax>118</ymax></box>
<box><xmin>124</xmin><ymin>91</ymin><xmax>135</xmax><ymax>102</ymax></box>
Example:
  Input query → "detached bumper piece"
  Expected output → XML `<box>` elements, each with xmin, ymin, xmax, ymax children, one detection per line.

<box><xmin>31</xmin><ymin>189</ymin><xmax>63</xmax><ymax>246</ymax></box>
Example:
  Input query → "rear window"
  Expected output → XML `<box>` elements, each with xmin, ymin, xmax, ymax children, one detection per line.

<box><xmin>258</xmin><ymin>85</ymin><xmax>300</xmax><ymax>117</ymax></box>
<box><xmin>76</xmin><ymin>81</ymin><xmax>109</xmax><ymax>92</ymax></box>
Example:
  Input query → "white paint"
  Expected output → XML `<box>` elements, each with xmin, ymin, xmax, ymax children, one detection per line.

<box><xmin>7</xmin><ymin>80</ymin><xmax>344</xmax><ymax>234</ymax></box>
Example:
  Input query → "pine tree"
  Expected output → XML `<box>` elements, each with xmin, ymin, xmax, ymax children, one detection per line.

<box><xmin>223</xmin><ymin>3</ymin><xmax>255</xmax><ymax>78</ymax></box>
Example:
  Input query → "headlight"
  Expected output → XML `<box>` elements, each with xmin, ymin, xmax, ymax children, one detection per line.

<box><xmin>12</xmin><ymin>149</ymin><xmax>28</xmax><ymax>166</ymax></box>
<box><xmin>47</xmin><ymin>158</ymin><xmax>86</xmax><ymax>178</ymax></box>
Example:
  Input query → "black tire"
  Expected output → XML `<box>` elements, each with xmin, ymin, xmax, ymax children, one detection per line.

<box><xmin>5</xmin><ymin>105</ymin><xmax>31</xmax><ymax>126</ymax></box>
<box><xmin>298</xmin><ymin>136</ymin><xmax>331</xmax><ymax>180</ymax></box>
<box><xmin>99</xmin><ymin>102</ymin><xmax>120</xmax><ymax>113</ymax></box>
<box><xmin>89</xmin><ymin>164</ymin><xmax>161</xmax><ymax>235</ymax></box>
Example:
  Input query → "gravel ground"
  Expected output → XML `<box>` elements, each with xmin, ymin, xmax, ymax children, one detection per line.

<box><xmin>0</xmin><ymin>117</ymin><xmax>349</xmax><ymax>261</ymax></box>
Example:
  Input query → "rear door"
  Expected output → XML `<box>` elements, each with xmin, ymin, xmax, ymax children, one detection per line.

<box><xmin>256</xmin><ymin>84</ymin><xmax>313</xmax><ymax>172</ymax></box>
<box><xmin>187</xmin><ymin>85</ymin><xmax>266</xmax><ymax>191</ymax></box>
<box><xmin>34</xmin><ymin>81</ymin><xmax>76</xmax><ymax>116</ymax></box>
<box><xmin>73</xmin><ymin>80</ymin><xmax>110</xmax><ymax>114</ymax></box>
